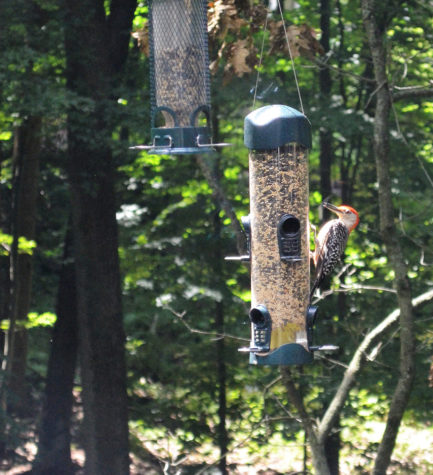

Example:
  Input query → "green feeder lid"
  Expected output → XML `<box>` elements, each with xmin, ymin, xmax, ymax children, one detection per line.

<box><xmin>244</xmin><ymin>105</ymin><xmax>312</xmax><ymax>150</ymax></box>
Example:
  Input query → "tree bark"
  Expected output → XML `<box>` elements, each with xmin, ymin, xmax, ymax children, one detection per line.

<box><xmin>198</xmin><ymin>102</ymin><xmax>246</xmax><ymax>256</ymax></box>
<box><xmin>319</xmin><ymin>0</ymin><xmax>333</xmax><ymax>213</ymax></box>
<box><xmin>361</xmin><ymin>1</ymin><xmax>416</xmax><ymax>473</ymax></box>
<box><xmin>213</xmin><ymin>208</ymin><xmax>228</xmax><ymax>475</ymax></box>
<box><xmin>4</xmin><ymin>116</ymin><xmax>42</xmax><ymax>413</ymax></box>
<box><xmin>281</xmin><ymin>367</ymin><xmax>331</xmax><ymax>475</ymax></box>
<box><xmin>0</xmin><ymin>138</ymin><xmax>9</xmax><ymax>359</ymax></box>
<box><xmin>64</xmin><ymin>0</ymin><xmax>136</xmax><ymax>473</ymax></box>
<box><xmin>197</xmin><ymin>156</ymin><xmax>245</xmax><ymax>256</ymax></box>
<box><xmin>319</xmin><ymin>3</ymin><xmax>341</xmax><ymax>473</ymax></box>
<box><xmin>33</xmin><ymin>224</ymin><xmax>78</xmax><ymax>475</ymax></box>
<box><xmin>216</xmin><ymin>299</ymin><xmax>228</xmax><ymax>475</ymax></box>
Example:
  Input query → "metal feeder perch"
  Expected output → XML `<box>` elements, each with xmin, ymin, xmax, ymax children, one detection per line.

<box><xmin>131</xmin><ymin>0</ymin><xmax>228</xmax><ymax>155</ymax></box>
<box><xmin>240</xmin><ymin>104</ymin><xmax>316</xmax><ymax>365</ymax></box>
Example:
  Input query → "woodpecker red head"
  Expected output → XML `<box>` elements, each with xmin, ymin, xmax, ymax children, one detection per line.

<box><xmin>325</xmin><ymin>202</ymin><xmax>359</xmax><ymax>230</ymax></box>
<box><xmin>310</xmin><ymin>202</ymin><xmax>359</xmax><ymax>299</ymax></box>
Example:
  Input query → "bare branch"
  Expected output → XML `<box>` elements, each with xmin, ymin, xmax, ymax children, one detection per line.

<box><xmin>164</xmin><ymin>305</ymin><xmax>250</xmax><ymax>343</ymax></box>
<box><xmin>317</xmin><ymin>287</ymin><xmax>433</xmax><ymax>443</ymax></box>
<box><xmin>364</xmin><ymin>79</ymin><xmax>388</xmax><ymax>110</ymax></box>
<box><xmin>195</xmin><ymin>415</ymin><xmax>277</xmax><ymax>475</ymax></box>
<box><xmin>312</xmin><ymin>283</ymin><xmax>396</xmax><ymax>304</ymax></box>
<box><xmin>196</xmin><ymin>155</ymin><xmax>246</xmax><ymax>255</ymax></box>
<box><xmin>311</xmin><ymin>56</ymin><xmax>376</xmax><ymax>84</ymax></box>
<box><xmin>398</xmin><ymin>207</ymin><xmax>433</xmax><ymax>267</ymax></box>
<box><xmin>280</xmin><ymin>367</ymin><xmax>331</xmax><ymax>475</ymax></box>
<box><xmin>280</xmin><ymin>367</ymin><xmax>318</xmax><ymax>439</ymax></box>
<box><xmin>392</xmin><ymin>85</ymin><xmax>433</xmax><ymax>102</ymax></box>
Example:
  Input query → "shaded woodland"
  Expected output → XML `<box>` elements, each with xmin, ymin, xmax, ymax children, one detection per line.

<box><xmin>0</xmin><ymin>0</ymin><xmax>433</xmax><ymax>474</ymax></box>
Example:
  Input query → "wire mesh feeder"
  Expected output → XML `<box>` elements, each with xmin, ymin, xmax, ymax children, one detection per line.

<box><xmin>131</xmin><ymin>0</ymin><xmax>229</xmax><ymax>155</ymax></box>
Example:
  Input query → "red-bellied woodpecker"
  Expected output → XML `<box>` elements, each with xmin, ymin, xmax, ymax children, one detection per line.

<box><xmin>310</xmin><ymin>202</ymin><xmax>359</xmax><ymax>300</ymax></box>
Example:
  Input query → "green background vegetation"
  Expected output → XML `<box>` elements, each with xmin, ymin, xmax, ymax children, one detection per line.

<box><xmin>0</xmin><ymin>0</ymin><xmax>433</xmax><ymax>473</ymax></box>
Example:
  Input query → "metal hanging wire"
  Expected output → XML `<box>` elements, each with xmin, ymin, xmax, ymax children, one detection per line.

<box><xmin>253</xmin><ymin>0</ymin><xmax>305</xmax><ymax>116</ymax></box>
<box><xmin>252</xmin><ymin>13</ymin><xmax>268</xmax><ymax>109</ymax></box>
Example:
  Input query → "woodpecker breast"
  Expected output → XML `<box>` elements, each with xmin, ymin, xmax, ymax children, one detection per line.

<box><xmin>310</xmin><ymin>202</ymin><xmax>359</xmax><ymax>300</ymax></box>
<box><xmin>314</xmin><ymin>219</ymin><xmax>349</xmax><ymax>278</ymax></box>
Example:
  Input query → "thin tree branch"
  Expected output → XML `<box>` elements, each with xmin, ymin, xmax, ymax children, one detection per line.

<box><xmin>164</xmin><ymin>305</ymin><xmax>250</xmax><ymax>343</ymax></box>
<box><xmin>392</xmin><ymin>85</ymin><xmax>433</xmax><ymax>101</ymax></box>
<box><xmin>364</xmin><ymin>79</ymin><xmax>388</xmax><ymax>111</ymax></box>
<box><xmin>318</xmin><ymin>286</ymin><xmax>433</xmax><ymax>443</ymax></box>
<box><xmin>280</xmin><ymin>366</ymin><xmax>331</xmax><ymax>475</ymax></box>
<box><xmin>280</xmin><ymin>367</ymin><xmax>318</xmax><ymax>441</ymax></box>
<box><xmin>195</xmin><ymin>414</ymin><xmax>292</xmax><ymax>475</ymax></box>
<box><xmin>278</xmin><ymin>287</ymin><xmax>433</xmax><ymax>469</ymax></box>
<box><xmin>196</xmin><ymin>155</ymin><xmax>246</xmax><ymax>256</ymax></box>
<box><xmin>311</xmin><ymin>56</ymin><xmax>376</xmax><ymax>84</ymax></box>
<box><xmin>314</xmin><ymin>284</ymin><xmax>397</xmax><ymax>303</ymax></box>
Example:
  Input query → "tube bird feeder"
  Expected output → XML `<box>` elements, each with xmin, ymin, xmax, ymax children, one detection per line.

<box><xmin>132</xmin><ymin>0</ymin><xmax>227</xmax><ymax>154</ymax></box>
<box><xmin>242</xmin><ymin>105</ymin><xmax>314</xmax><ymax>365</ymax></box>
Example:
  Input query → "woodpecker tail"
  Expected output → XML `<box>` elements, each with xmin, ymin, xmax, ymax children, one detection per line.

<box><xmin>309</xmin><ymin>279</ymin><xmax>320</xmax><ymax>302</ymax></box>
<box><xmin>310</xmin><ymin>256</ymin><xmax>325</xmax><ymax>302</ymax></box>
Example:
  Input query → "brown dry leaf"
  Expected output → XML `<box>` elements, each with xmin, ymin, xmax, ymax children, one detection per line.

<box><xmin>208</xmin><ymin>0</ymin><xmax>246</xmax><ymax>39</ymax></box>
<box><xmin>209</xmin><ymin>39</ymin><xmax>228</xmax><ymax>75</ymax></box>
<box><xmin>131</xmin><ymin>26</ymin><xmax>149</xmax><ymax>57</ymax></box>
<box><xmin>268</xmin><ymin>21</ymin><xmax>324</xmax><ymax>60</ymax></box>
<box><xmin>249</xmin><ymin>4</ymin><xmax>268</xmax><ymax>33</ymax></box>
<box><xmin>298</xmin><ymin>23</ymin><xmax>325</xmax><ymax>58</ymax></box>
<box><xmin>228</xmin><ymin>39</ymin><xmax>254</xmax><ymax>77</ymax></box>
<box><xmin>209</xmin><ymin>58</ymin><xmax>220</xmax><ymax>75</ymax></box>
<box><xmin>225</xmin><ymin>15</ymin><xmax>247</xmax><ymax>36</ymax></box>
<box><xmin>268</xmin><ymin>20</ymin><xmax>300</xmax><ymax>58</ymax></box>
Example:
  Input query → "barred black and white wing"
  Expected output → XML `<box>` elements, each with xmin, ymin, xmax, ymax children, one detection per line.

<box><xmin>310</xmin><ymin>220</ymin><xmax>349</xmax><ymax>300</ymax></box>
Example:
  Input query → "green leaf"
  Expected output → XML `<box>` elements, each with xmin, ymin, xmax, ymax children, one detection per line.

<box><xmin>27</xmin><ymin>312</ymin><xmax>57</xmax><ymax>328</ymax></box>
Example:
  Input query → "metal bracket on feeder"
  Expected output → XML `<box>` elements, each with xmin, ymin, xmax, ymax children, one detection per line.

<box><xmin>225</xmin><ymin>215</ymin><xmax>251</xmax><ymax>262</ymax></box>
<box><xmin>306</xmin><ymin>305</ymin><xmax>339</xmax><ymax>353</ymax></box>
<box><xmin>130</xmin><ymin>0</ymin><xmax>230</xmax><ymax>155</ymax></box>
<box><xmin>242</xmin><ymin>105</ymin><xmax>314</xmax><ymax>366</ymax></box>
<box><xmin>306</xmin><ymin>305</ymin><xmax>318</xmax><ymax>350</ymax></box>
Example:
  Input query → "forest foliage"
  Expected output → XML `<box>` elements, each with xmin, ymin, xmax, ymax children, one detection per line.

<box><xmin>1</xmin><ymin>0</ymin><xmax>433</xmax><ymax>474</ymax></box>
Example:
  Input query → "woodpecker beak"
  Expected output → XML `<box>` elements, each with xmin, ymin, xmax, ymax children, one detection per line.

<box><xmin>322</xmin><ymin>202</ymin><xmax>342</xmax><ymax>215</ymax></box>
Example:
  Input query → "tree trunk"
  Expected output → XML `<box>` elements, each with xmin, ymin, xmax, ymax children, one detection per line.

<box><xmin>319</xmin><ymin>3</ymin><xmax>340</xmax><ymax>473</ymax></box>
<box><xmin>216</xmin><ymin>300</ymin><xmax>228</xmax><ymax>475</ymax></box>
<box><xmin>319</xmin><ymin>0</ymin><xmax>333</xmax><ymax>215</ymax></box>
<box><xmin>324</xmin><ymin>423</ymin><xmax>340</xmax><ymax>475</ymax></box>
<box><xmin>213</xmin><ymin>206</ymin><xmax>228</xmax><ymax>475</ymax></box>
<box><xmin>0</xmin><ymin>122</ymin><xmax>11</xmax><ymax>462</ymax></box>
<box><xmin>281</xmin><ymin>367</ymin><xmax>331</xmax><ymax>475</ymax></box>
<box><xmin>210</xmin><ymin>108</ymin><xmax>229</xmax><ymax>469</ymax></box>
<box><xmin>33</xmin><ymin>224</ymin><xmax>78</xmax><ymax>475</ymax></box>
<box><xmin>5</xmin><ymin>116</ymin><xmax>42</xmax><ymax>414</ymax></box>
<box><xmin>361</xmin><ymin>1</ymin><xmax>416</xmax><ymax>473</ymax></box>
<box><xmin>68</xmin><ymin>136</ymin><xmax>130</xmax><ymax>475</ymax></box>
<box><xmin>0</xmin><ymin>137</ymin><xmax>8</xmax><ymax>358</ymax></box>
<box><xmin>64</xmin><ymin>0</ymin><xmax>136</xmax><ymax>473</ymax></box>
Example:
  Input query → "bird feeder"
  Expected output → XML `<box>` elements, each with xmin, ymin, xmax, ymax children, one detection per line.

<box><xmin>241</xmin><ymin>105</ymin><xmax>315</xmax><ymax>365</ymax></box>
<box><xmin>132</xmin><ymin>0</ymin><xmax>227</xmax><ymax>154</ymax></box>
